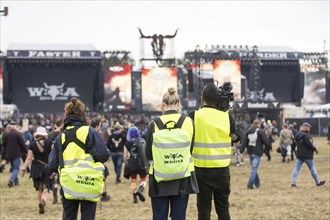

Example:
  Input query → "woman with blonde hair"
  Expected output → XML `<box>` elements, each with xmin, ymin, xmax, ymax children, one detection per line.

<box><xmin>145</xmin><ymin>87</ymin><xmax>199</xmax><ymax>220</ymax></box>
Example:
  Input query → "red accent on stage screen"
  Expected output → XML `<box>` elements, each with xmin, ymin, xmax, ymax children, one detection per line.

<box><xmin>104</xmin><ymin>64</ymin><xmax>132</xmax><ymax>111</ymax></box>
<box><xmin>142</xmin><ymin>67</ymin><xmax>177</xmax><ymax>111</ymax></box>
<box><xmin>213</xmin><ymin>60</ymin><xmax>241</xmax><ymax>100</ymax></box>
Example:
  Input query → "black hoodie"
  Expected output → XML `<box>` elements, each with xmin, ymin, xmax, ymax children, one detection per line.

<box><xmin>295</xmin><ymin>131</ymin><xmax>317</xmax><ymax>160</ymax></box>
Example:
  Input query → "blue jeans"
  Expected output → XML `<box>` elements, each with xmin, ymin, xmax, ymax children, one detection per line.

<box><xmin>151</xmin><ymin>195</ymin><xmax>189</xmax><ymax>220</ymax></box>
<box><xmin>292</xmin><ymin>158</ymin><xmax>320</xmax><ymax>185</ymax></box>
<box><xmin>9</xmin><ymin>157</ymin><xmax>21</xmax><ymax>185</ymax></box>
<box><xmin>111</xmin><ymin>152</ymin><xmax>123</xmax><ymax>180</ymax></box>
<box><xmin>247</xmin><ymin>154</ymin><xmax>261</xmax><ymax>188</ymax></box>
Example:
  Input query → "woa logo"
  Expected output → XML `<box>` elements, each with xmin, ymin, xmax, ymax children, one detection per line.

<box><xmin>27</xmin><ymin>82</ymin><xmax>80</xmax><ymax>101</ymax></box>
<box><xmin>163</xmin><ymin>153</ymin><xmax>184</xmax><ymax>164</ymax></box>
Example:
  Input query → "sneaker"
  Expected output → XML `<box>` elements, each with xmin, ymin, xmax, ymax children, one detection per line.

<box><xmin>116</xmin><ymin>178</ymin><xmax>121</xmax><ymax>184</ymax></box>
<box><xmin>291</xmin><ymin>184</ymin><xmax>297</xmax><ymax>188</ymax></box>
<box><xmin>317</xmin><ymin>180</ymin><xmax>325</xmax><ymax>186</ymax></box>
<box><xmin>247</xmin><ymin>186</ymin><xmax>254</xmax><ymax>190</ymax></box>
<box><xmin>7</xmin><ymin>181</ymin><xmax>13</xmax><ymax>188</ymax></box>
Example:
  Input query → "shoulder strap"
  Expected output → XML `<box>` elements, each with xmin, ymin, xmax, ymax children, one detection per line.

<box><xmin>154</xmin><ymin>117</ymin><xmax>165</xmax><ymax>130</ymax></box>
<box><xmin>176</xmin><ymin>115</ymin><xmax>186</xmax><ymax>129</ymax></box>
<box><xmin>154</xmin><ymin>115</ymin><xmax>186</xmax><ymax>130</ymax></box>
<box><xmin>62</xmin><ymin>126</ymin><xmax>88</xmax><ymax>153</ymax></box>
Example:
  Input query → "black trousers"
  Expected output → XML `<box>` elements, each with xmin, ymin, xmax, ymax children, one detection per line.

<box><xmin>61</xmin><ymin>196</ymin><xmax>97</xmax><ymax>220</ymax></box>
<box><xmin>195</xmin><ymin>167</ymin><xmax>231</xmax><ymax>220</ymax></box>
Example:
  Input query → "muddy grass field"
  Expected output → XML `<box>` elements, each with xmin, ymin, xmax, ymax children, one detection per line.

<box><xmin>0</xmin><ymin>137</ymin><xmax>329</xmax><ymax>220</ymax></box>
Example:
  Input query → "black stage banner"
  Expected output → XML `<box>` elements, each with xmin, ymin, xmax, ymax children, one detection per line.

<box><xmin>3</xmin><ymin>63</ymin><xmax>102</xmax><ymax>113</ymax></box>
<box><xmin>184</xmin><ymin>51</ymin><xmax>303</xmax><ymax>61</ymax></box>
<box><xmin>6</xmin><ymin>50</ymin><xmax>102</xmax><ymax>59</ymax></box>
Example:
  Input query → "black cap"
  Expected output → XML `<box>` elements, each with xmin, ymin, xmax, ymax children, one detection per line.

<box><xmin>10</xmin><ymin>121</ymin><xmax>17</xmax><ymax>125</ymax></box>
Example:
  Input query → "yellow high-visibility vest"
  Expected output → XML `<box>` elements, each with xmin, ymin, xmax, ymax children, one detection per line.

<box><xmin>59</xmin><ymin>126</ymin><xmax>104</xmax><ymax>202</ymax></box>
<box><xmin>149</xmin><ymin>114</ymin><xmax>195</xmax><ymax>182</ymax></box>
<box><xmin>193</xmin><ymin>108</ymin><xmax>232</xmax><ymax>168</ymax></box>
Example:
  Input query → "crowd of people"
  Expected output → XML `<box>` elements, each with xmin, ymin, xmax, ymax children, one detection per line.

<box><xmin>0</xmin><ymin>87</ymin><xmax>327</xmax><ymax>219</ymax></box>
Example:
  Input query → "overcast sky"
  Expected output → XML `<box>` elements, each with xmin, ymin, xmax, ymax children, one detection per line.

<box><xmin>0</xmin><ymin>0</ymin><xmax>329</xmax><ymax>61</ymax></box>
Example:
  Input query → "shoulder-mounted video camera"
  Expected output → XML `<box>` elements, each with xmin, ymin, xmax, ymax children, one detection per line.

<box><xmin>215</xmin><ymin>81</ymin><xmax>234</xmax><ymax>111</ymax></box>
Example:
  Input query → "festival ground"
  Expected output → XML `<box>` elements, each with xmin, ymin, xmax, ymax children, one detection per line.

<box><xmin>0</xmin><ymin>137</ymin><xmax>329</xmax><ymax>220</ymax></box>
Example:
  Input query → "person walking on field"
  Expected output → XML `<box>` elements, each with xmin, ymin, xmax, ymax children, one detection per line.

<box><xmin>21</xmin><ymin>126</ymin><xmax>53</xmax><ymax>214</ymax></box>
<box><xmin>146</xmin><ymin>87</ymin><xmax>199</xmax><ymax>220</ymax></box>
<box><xmin>279</xmin><ymin>124</ymin><xmax>294</xmax><ymax>163</ymax></box>
<box><xmin>189</xmin><ymin>83</ymin><xmax>240</xmax><ymax>220</ymax></box>
<box><xmin>241</xmin><ymin>119</ymin><xmax>271</xmax><ymax>190</ymax></box>
<box><xmin>291</xmin><ymin>122</ymin><xmax>325</xmax><ymax>188</ymax></box>
<box><xmin>123</xmin><ymin>126</ymin><xmax>149</xmax><ymax>204</ymax></box>
<box><xmin>48</xmin><ymin>97</ymin><xmax>110</xmax><ymax>220</ymax></box>
<box><xmin>106</xmin><ymin>122</ymin><xmax>126</xmax><ymax>184</ymax></box>
<box><xmin>3</xmin><ymin>121</ymin><xmax>27</xmax><ymax>187</ymax></box>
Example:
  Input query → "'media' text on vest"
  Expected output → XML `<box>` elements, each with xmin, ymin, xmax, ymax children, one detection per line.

<box><xmin>76</xmin><ymin>174</ymin><xmax>95</xmax><ymax>186</ymax></box>
<box><xmin>163</xmin><ymin>153</ymin><xmax>184</xmax><ymax>164</ymax></box>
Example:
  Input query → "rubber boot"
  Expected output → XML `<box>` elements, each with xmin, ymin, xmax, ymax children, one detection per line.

<box><xmin>52</xmin><ymin>188</ymin><xmax>58</xmax><ymax>204</ymax></box>
<box><xmin>133</xmin><ymin>193</ymin><xmax>138</xmax><ymax>204</ymax></box>
<box><xmin>136</xmin><ymin>185</ymin><xmax>145</xmax><ymax>202</ymax></box>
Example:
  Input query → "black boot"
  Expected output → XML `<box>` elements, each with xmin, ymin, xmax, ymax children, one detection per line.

<box><xmin>52</xmin><ymin>188</ymin><xmax>58</xmax><ymax>204</ymax></box>
<box><xmin>136</xmin><ymin>185</ymin><xmax>145</xmax><ymax>202</ymax></box>
<box><xmin>101</xmin><ymin>192</ymin><xmax>111</xmax><ymax>202</ymax></box>
<box><xmin>133</xmin><ymin>193</ymin><xmax>138</xmax><ymax>204</ymax></box>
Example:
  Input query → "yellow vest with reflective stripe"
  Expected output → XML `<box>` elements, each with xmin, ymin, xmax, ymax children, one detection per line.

<box><xmin>60</xmin><ymin>126</ymin><xmax>104</xmax><ymax>202</ymax></box>
<box><xmin>193</xmin><ymin>108</ymin><xmax>232</xmax><ymax>168</ymax></box>
<box><xmin>149</xmin><ymin>114</ymin><xmax>195</xmax><ymax>181</ymax></box>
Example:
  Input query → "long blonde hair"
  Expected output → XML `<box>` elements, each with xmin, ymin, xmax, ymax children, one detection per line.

<box><xmin>162</xmin><ymin>87</ymin><xmax>181</xmax><ymax>112</ymax></box>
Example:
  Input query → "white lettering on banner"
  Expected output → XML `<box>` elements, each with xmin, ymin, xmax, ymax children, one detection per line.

<box><xmin>27</xmin><ymin>82</ymin><xmax>80</xmax><ymax>101</ymax></box>
<box><xmin>27</xmin><ymin>87</ymin><xmax>44</xmax><ymax>97</ymax></box>
<box><xmin>109</xmin><ymin>66</ymin><xmax>124</xmax><ymax>72</ymax></box>
<box><xmin>19</xmin><ymin>50</ymin><xmax>98</xmax><ymax>58</ymax></box>
<box><xmin>263</xmin><ymin>93</ymin><xmax>276</xmax><ymax>101</ymax></box>
<box><xmin>72</xmin><ymin>51</ymin><xmax>80</xmax><ymax>57</ymax></box>
<box><xmin>247</xmin><ymin>102</ymin><xmax>269</xmax><ymax>108</ymax></box>
<box><xmin>63</xmin><ymin>88</ymin><xmax>79</xmax><ymax>97</ymax></box>
<box><xmin>238</xmin><ymin>52</ymin><xmax>290</xmax><ymax>59</ymax></box>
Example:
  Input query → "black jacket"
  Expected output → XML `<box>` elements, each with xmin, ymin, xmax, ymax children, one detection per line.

<box><xmin>295</xmin><ymin>131</ymin><xmax>316</xmax><ymax>160</ymax></box>
<box><xmin>106</xmin><ymin>130</ymin><xmax>126</xmax><ymax>153</ymax></box>
<box><xmin>3</xmin><ymin>129</ymin><xmax>27</xmax><ymax>160</ymax></box>
<box><xmin>241</xmin><ymin>127</ymin><xmax>271</xmax><ymax>157</ymax></box>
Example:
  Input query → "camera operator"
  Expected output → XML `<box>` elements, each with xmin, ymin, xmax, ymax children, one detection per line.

<box><xmin>189</xmin><ymin>82</ymin><xmax>240</xmax><ymax>220</ymax></box>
